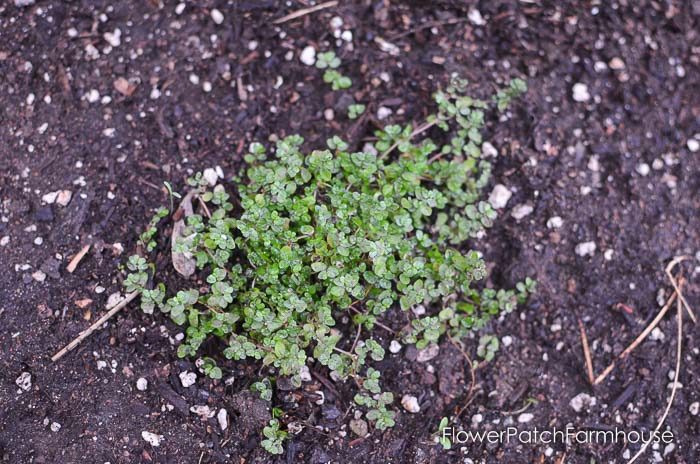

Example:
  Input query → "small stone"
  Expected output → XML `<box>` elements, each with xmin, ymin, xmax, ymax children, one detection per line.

<box><xmin>299</xmin><ymin>46</ymin><xmax>316</xmax><ymax>66</ymax></box>
<box><xmin>202</xmin><ymin>81</ymin><xmax>212</xmax><ymax>93</ymax></box>
<box><xmin>635</xmin><ymin>163</ymin><xmax>650</xmax><ymax>176</ymax></box>
<box><xmin>190</xmin><ymin>405</ymin><xmax>215</xmax><ymax>418</ymax></box>
<box><xmin>297</xmin><ymin>365</ymin><xmax>311</xmax><ymax>382</ymax></box>
<box><xmin>179</xmin><ymin>371</ymin><xmax>197</xmax><ymax>388</ymax></box>
<box><xmin>411</xmin><ymin>304</ymin><xmax>426</xmax><ymax>317</ymax></box>
<box><xmin>587</xmin><ymin>155</ymin><xmax>600</xmax><ymax>172</ymax></box>
<box><xmin>14</xmin><ymin>0</ymin><xmax>36</xmax><ymax>7</ymax></box>
<box><xmin>103</xmin><ymin>28</ymin><xmax>121</xmax><ymax>47</ymax></box>
<box><xmin>32</xmin><ymin>270</ymin><xmax>46</xmax><ymax>282</ymax></box>
<box><xmin>687</xmin><ymin>139</ymin><xmax>699</xmax><ymax>153</ymax></box>
<box><xmin>330</xmin><ymin>16</ymin><xmax>343</xmax><ymax>29</ymax></box>
<box><xmin>468</xmin><ymin>8</ymin><xmax>485</xmax><ymax>26</ymax></box>
<box><xmin>96</xmin><ymin>360</ymin><xmax>107</xmax><ymax>370</ymax></box>
<box><xmin>136</xmin><ymin>377</ymin><xmax>148</xmax><ymax>391</ymax></box>
<box><xmin>16</xmin><ymin>372</ymin><xmax>32</xmax><ymax>391</ymax></box>
<box><xmin>609</xmin><ymin>57</ymin><xmax>625</xmax><ymax>70</ymax></box>
<box><xmin>141</xmin><ymin>431</ymin><xmax>162</xmax><ymax>447</ymax></box>
<box><xmin>572</xmin><ymin>83</ymin><xmax>590</xmax><ymax>102</ymax></box>
<box><xmin>650</xmin><ymin>327</ymin><xmax>665</xmax><ymax>341</ymax></box>
<box><xmin>517</xmin><ymin>413</ymin><xmax>534</xmax><ymax>423</ymax></box>
<box><xmin>570</xmin><ymin>392</ymin><xmax>597</xmax><ymax>412</ymax></box>
<box><xmin>689</xmin><ymin>402</ymin><xmax>699</xmax><ymax>415</ymax></box>
<box><xmin>501</xmin><ymin>335</ymin><xmax>513</xmax><ymax>347</ymax></box>
<box><xmin>376</xmin><ymin>106</ymin><xmax>393</xmax><ymax>120</ymax></box>
<box><xmin>481</xmin><ymin>142</ymin><xmax>498</xmax><ymax>158</ymax></box>
<box><xmin>56</xmin><ymin>190</ymin><xmax>72</xmax><ymax>206</ymax></box>
<box><xmin>202</xmin><ymin>168</ymin><xmax>219</xmax><ymax>186</ymax></box>
<box><xmin>416</xmin><ymin>344</ymin><xmax>439</xmax><ymax>363</ymax></box>
<box><xmin>546</xmin><ymin>216</ymin><xmax>563</xmax><ymax>229</ymax></box>
<box><xmin>217</xmin><ymin>408</ymin><xmax>228</xmax><ymax>431</ymax></box>
<box><xmin>175</xmin><ymin>3</ymin><xmax>185</xmax><ymax>15</ymax></box>
<box><xmin>0</xmin><ymin>236</ymin><xmax>9</xmax><ymax>247</ymax></box>
<box><xmin>604</xmin><ymin>249</ymin><xmax>614</xmax><ymax>261</ymax></box>
<box><xmin>42</xmin><ymin>191</ymin><xmax>59</xmax><ymax>204</ymax></box>
<box><xmin>471</xmin><ymin>413</ymin><xmax>483</xmax><ymax>425</ymax></box>
<box><xmin>511</xmin><ymin>204</ymin><xmax>533</xmax><ymax>221</ymax></box>
<box><xmin>323</xmin><ymin>108</ymin><xmax>334</xmax><ymax>121</ymax></box>
<box><xmin>106</xmin><ymin>292</ymin><xmax>124</xmax><ymax>310</ymax></box>
<box><xmin>401</xmin><ymin>394</ymin><xmax>420</xmax><ymax>413</ymax></box>
<box><xmin>575</xmin><ymin>241</ymin><xmax>596</xmax><ymax>257</ymax></box>
<box><xmin>389</xmin><ymin>340</ymin><xmax>402</xmax><ymax>354</ymax></box>
<box><xmin>34</xmin><ymin>236</ymin><xmax>43</xmax><ymax>246</ymax></box>
<box><xmin>50</xmin><ymin>422</ymin><xmax>61</xmax><ymax>432</ymax></box>
<box><xmin>488</xmin><ymin>184</ymin><xmax>511</xmax><ymax>209</ymax></box>
<box><xmin>211</xmin><ymin>8</ymin><xmax>224</xmax><ymax>25</ymax></box>
<box><xmin>349</xmin><ymin>418</ymin><xmax>368</xmax><ymax>437</ymax></box>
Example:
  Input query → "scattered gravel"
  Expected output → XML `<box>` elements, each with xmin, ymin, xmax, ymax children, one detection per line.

<box><xmin>572</xmin><ymin>83</ymin><xmax>591</xmax><ymax>102</ymax></box>
<box><xmin>650</xmin><ymin>327</ymin><xmax>665</xmax><ymax>341</ymax></box>
<box><xmin>50</xmin><ymin>422</ymin><xmax>61</xmax><ymax>432</ymax></box>
<box><xmin>389</xmin><ymin>340</ymin><xmax>402</xmax><ymax>353</ymax></box>
<box><xmin>217</xmin><ymin>408</ymin><xmax>228</xmax><ymax>431</ymax></box>
<box><xmin>468</xmin><ymin>9</ymin><xmax>485</xmax><ymax>26</ymax></box>
<box><xmin>210</xmin><ymin>8</ymin><xmax>224</xmax><ymax>25</ymax></box>
<box><xmin>416</xmin><ymin>344</ymin><xmax>439</xmax><ymax>362</ymax></box>
<box><xmin>141</xmin><ymin>431</ymin><xmax>163</xmax><ymax>447</ymax></box>
<box><xmin>511</xmin><ymin>204</ymin><xmax>533</xmax><ymax>220</ymax></box>
<box><xmin>16</xmin><ymin>372</ymin><xmax>32</xmax><ymax>391</ymax></box>
<box><xmin>179</xmin><ymin>371</ymin><xmax>197</xmax><ymax>388</ymax></box>
<box><xmin>299</xmin><ymin>46</ymin><xmax>316</xmax><ymax>66</ymax></box>
<box><xmin>190</xmin><ymin>405</ymin><xmax>215</xmax><ymax>418</ymax></box>
<box><xmin>570</xmin><ymin>392</ymin><xmax>597</xmax><ymax>412</ymax></box>
<box><xmin>635</xmin><ymin>163</ymin><xmax>650</xmax><ymax>176</ymax></box>
<box><xmin>481</xmin><ymin>141</ymin><xmax>498</xmax><ymax>157</ymax></box>
<box><xmin>689</xmin><ymin>402</ymin><xmax>699</xmax><ymax>416</ymax></box>
<box><xmin>546</xmin><ymin>216</ymin><xmax>563</xmax><ymax>229</ymax></box>
<box><xmin>517</xmin><ymin>413</ymin><xmax>534</xmax><ymax>423</ymax></box>
<box><xmin>687</xmin><ymin>138</ymin><xmax>699</xmax><ymax>153</ymax></box>
<box><xmin>136</xmin><ymin>377</ymin><xmax>148</xmax><ymax>391</ymax></box>
<box><xmin>401</xmin><ymin>394</ymin><xmax>420</xmax><ymax>413</ymax></box>
<box><xmin>349</xmin><ymin>418</ymin><xmax>368</xmax><ymax>437</ymax></box>
<box><xmin>575</xmin><ymin>241</ymin><xmax>596</xmax><ymax>257</ymax></box>
<box><xmin>488</xmin><ymin>184</ymin><xmax>511</xmax><ymax>209</ymax></box>
<box><xmin>376</xmin><ymin>106</ymin><xmax>393</xmax><ymax>120</ymax></box>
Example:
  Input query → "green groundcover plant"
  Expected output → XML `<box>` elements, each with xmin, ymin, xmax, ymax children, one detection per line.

<box><xmin>124</xmin><ymin>76</ymin><xmax>534</xmax><ymax>454</ymax></box>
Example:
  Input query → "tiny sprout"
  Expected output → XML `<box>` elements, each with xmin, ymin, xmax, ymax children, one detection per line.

<box><xmin>347</xmin><ymin>103</ymin><xmax>366</xmax><ymax>119</ymax></box>
<box><xmin>315</xmin><ymin>51</ymin><xmax>341</xmax><ymax>69</ymax></box>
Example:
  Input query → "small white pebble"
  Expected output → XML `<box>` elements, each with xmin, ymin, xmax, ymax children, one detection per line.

<box><xmin>211</xmin><ymin>8</ymin><xmax>224</xmax><ymax>25</ymax></box>
<box><xmin>517</xmin><ymin>413</ymin><xmax>534</xmax><ymax>423</ymax></box>
<box><xmin>376</xmin><ymin>106</ymin><xmax>393</xmax><ymax>120</ymax></box>
<box><xmin>175</xmin><ymin>3</ymin><xmax>185</xmax><ymax>15</ymax></box>
<box><xmin>689</xmin><ymin>402</ymin><xmax>699</xmax><ymax>416</ymax></box>
<box><xmin>401</xmin><ymin>395</ymin><xmax>420</xmax><ymax>413</ymax></box>
<box><xmin>299</xmin><ymin>46</ymin><xmax>316</xmax><ymax>66</ymax></box>
<box><xmin>468</xmin><ymin>8</ymin><xmax>485</xmax><ymax>26</ymax></box>
<box><xmin>217</xmin><ymin>408</ymin><xmax>228</xmax><ymax>431</ymax></box>
<box><xmin>189</xmin><ymin>74</ymin><xmax>200</xmax><ymax>85</ymax></box>
<box><xmin>570</xmin><ymin>392</ymin><xmax>597</xmax><ymax>412</ymax></box>
<box><xmin>136</xmin><ymin>377</ymin><xmax>148</xmax><ymax>391</ymax></box>
<box><xmin>34</xmin><ymin>236</ymin><xmax>44</xmax><ymax>246</ymax></box>
<box><xmin>572</xmin><ymin>83</ymin><xmax>591</xmax><ymax>102</ymax></box>
<box><xmin>50</xmin><ymin>422</ymin><xmax>61</xmax><ymax>432</ymax></box>
<box><xmin>650</xmin><ymin>327</ymin><xmax>665</xmax><ymax>341</ymax></box>
<box><xmin>179</xmin><ymin>371</ymin><xmax>197</xmax><ymax>388</ymax></box>
<box><xmin>16</xmin><ymin>372</ymin><xmax>32</xmax><ymax>391</ymax></box>
<box><xmin>501</xmin><ymin>335</ymin><xmax>513</xmax><ymax>347</ymax></box>
<box><xmin>546</xmin><ymin>216</ymin><xmax>563</xmax><ymax>229</ymax></box>
<box><xmin>636</xmin><ymin>163</ymin><xmax>650</xmax><ymax>176</ymax></box>
<box><xmin>202</xmin><ymin>81</ymin><xmax>212</xmax><ymax>93</ymax></box>
<box><xmin>575</xmin><ymin>241</ymin><xmax>596</xmax><ymax>257</ymax></box>
<box><xmin>323</xmin><ymin>108</ymin><xmax>334</xmax><ymax>121</ymax></box>
<box><xmin>511</xmin><ymin>204</ymin><xmax>533</xmax><ymax>221</ymax></box>
<box><xmin>389</xmin><ymin>340</ymin><xmax>402</xmax><ymax>353</ymax></box>
<box><xmin>481</xmin><ymin>141</ymin><xmax>498</xmax><ymax>158</ymax></box>
<box><xmin>489</xmin><ymin>184</ymin><xmax>512</xmax><ymax>209</ymax></box>
<box><xmin>141</xmin><ymin>431</ymin><xmax>162</xmax><ymax>447</ymax></box>
<box><xmin>687</xmin><ymin>139</ymin><xmax>699</xmax><ymax>153</ymax></box>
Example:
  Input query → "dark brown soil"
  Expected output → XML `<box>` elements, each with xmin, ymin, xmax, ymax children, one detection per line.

<box><xmin>1</xmin><ymin>1</ymin><xmax>699</xmax><ymax>463</ymax></box>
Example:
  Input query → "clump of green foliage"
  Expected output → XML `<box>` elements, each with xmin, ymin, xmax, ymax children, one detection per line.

<box><xmin>125</xmin><ymin>77</ymin><xmax>533</xmax><ymax>454</ymax></box>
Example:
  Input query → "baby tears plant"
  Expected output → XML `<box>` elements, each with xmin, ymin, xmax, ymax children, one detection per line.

<box><xmin>124</xmin><ymin>76</ymin><xmax>533</xmax><ymax>454</ymax></box>
<box><xmin>347</xmin><ymin>103</ymin><xmax>365</xmax><ymax>119</ymax></box>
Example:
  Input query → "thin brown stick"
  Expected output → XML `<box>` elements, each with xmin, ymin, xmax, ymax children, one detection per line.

<box><xmin>593</xmin><ymin>291</ymin><xmax>677</xmax><ymax>385</ymax></box>
<box><xmin>448</xmin><ymin>333</ymin><xmax>477</xmax><ymax>418</ymax></box>
<box><xmin>380</xmin><ymin>119</ymin><xmax>439</xmax><ymax>159</ymax></box>
<box><xmin>66</xmin><ymin>244</ymin><xmax>91</xmax><ymax>273</ymax></box>
<box><xmin>627</xmin><ymin>291</ymin><xmax>683</xmax><ymax>463</ymax></box>
<box><xmin>577</xmin><ymin>317</ymin><xmax>595</xmax><ymax>384</ymax></box>
<box><xmin>51</xmin><ymin>291</ymin><xmax>139</xmax><ymax>362</ymax></box>
<box><xmin>665</xmin><ymin>256</ymin><xmax>695</xmax><ymax>323</ymax></box>
<box><xmin>272</xmin><ymin>1</ymin><xmax>338</xmax><ymax>24</ymax></box>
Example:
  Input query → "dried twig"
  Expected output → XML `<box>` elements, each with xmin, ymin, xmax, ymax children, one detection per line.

<box><xmin>666</xmin><ymin>256</ymin><xmax>696</xmax><ymax>323</ymax></box>
<box><xmin>51</xmin><ymin>291</ymin><xmax>139</xmax><ymax>362</ymax></box>
<box><xmin>448</xmin><ymin>333</ymin><xmax>477</xmax><ymax>418</ymax></box>
<box><xmin>577</xmin><ymin>317</ymin><xmax>595</xmax><ymax>384</ymax></box>
<box><xmin>627</xmin><ymin>288</ymin><xmax>684</xmax><ymax>463</ymax></box>
<box><xmin>272</xmin><ymin>1</ymin><xmax>338</xmax><ymax>25</ymax></box>
<box><xmin>66</xmin><ymin>244</ymin><xmax>91</xmax><ymax>273</ymax></box>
